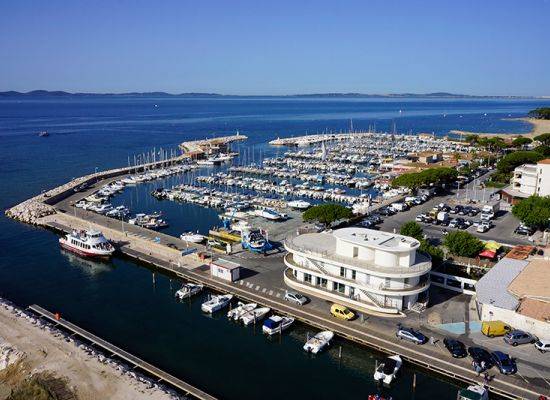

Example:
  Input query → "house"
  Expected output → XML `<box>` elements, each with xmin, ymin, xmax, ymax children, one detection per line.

<box><xmin>501</xmin><ymin>159</ymin><xmax>550</xmax><ymax>204</ymax></box>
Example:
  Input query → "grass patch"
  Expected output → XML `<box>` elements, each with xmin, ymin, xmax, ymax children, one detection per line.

<box><xmin>484</xmin><ymin>180</ymin><xmax>507</xmax><ymax>188</ymax></box>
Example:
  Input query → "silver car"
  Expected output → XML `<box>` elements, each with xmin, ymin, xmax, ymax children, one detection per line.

<box><xmin>503</xmin><ymin>330</ymin><xmax>536</xmax><ymax>346</ymax></box>
<box><xmin>284</xmin><ymin>291</ymin><xmax>308</xmax><ymax>305</ymax></box>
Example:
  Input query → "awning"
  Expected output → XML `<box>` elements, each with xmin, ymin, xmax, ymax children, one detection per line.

<box><xmin>479</xmin><ymin>249</ymin><xmax>497</xmax><ymax>259</ymax></box>
<box><xmin>484</xmin><ymin>241</ymin><xmax>501</xmax><ymax>251</ymax></box>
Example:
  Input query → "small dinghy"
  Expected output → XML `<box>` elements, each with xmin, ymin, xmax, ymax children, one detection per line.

<box><xmin>227</xmin><ymin>302</ymin><xmax>257</xmax><ymax>320</ymax></box>
<box><xmin>175</xmin><ymin>283</ymin><xmax>203</xmax><ymax>300</ymax></box>
<box><xmin>262</xmin><ymin>315</ymin><xmax>295</xmax><ymax>335</ymax></box>
<box><xmin>201</xmin><ymin>294</ymin><xmax>233</xmax><ymax>313</ymax></box>
<box><xmin>241</xmin><ymin>307</ymin><xmax>271</xmax><ymax>326</ymax></box>
<box><xmin>373</xmin><ymin>355</ymin><xmax>402</xmax><ymax>386</ymax></box>
<box><xmin>303</xmin><ymin>330</ymin><xmax>334</xmax><ymax>354</ymax></box>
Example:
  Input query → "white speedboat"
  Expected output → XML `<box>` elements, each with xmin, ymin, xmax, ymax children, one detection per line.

<box><xmin>180</xmin><ymin>232</ymin><xmax>205</xmax><ymax>243</ymax></box>
<box><xmin>457</xmin><ymin>385</ymin><xmax>489</xmax><ymax>400</ymax></box>
<box><xmin>373</xmin><ymin>355</ymin><xmax>402</xmax><ymax>386</ymax></box>
<box><xmin>201</xmin><ymin>294</ymin><xmax>233</xmax><ymax>313</ymax></box>
<box><xmin>241</xmin><ymin>307</ymin><xmax>271</xmax><ymax>326</ymax></box>
<box><xmin>254</xmin><ymin>208</ymin><xmax>284</xmax><ymax>221</ymax></box>
<box><xmin>303</xmin><ymin>331</ymin><xmax>334</xmax><ymax>354</ymax></box>
<box><xmin>59</xmin><ymin>229</ymin><xmax>115</xmax><ymax>258</ymax></box>
<box><xmin>287</xmin><ymin>200</ymin><xmax>311</xmax><ymax>210</ymax></box>
<box><xmin>227</xmin><ymin>302</ymin><xmax>257</xmax><ymax>320</ymax></box>
<box><xmin>262</xmin><ymin>315</ymin><xmax>295</xmax><ymax>335</ymax></box>
<box><xmin>175</xmin><ymin>283</ymin><xmax>204</xmax><ymax>300</ymax></box>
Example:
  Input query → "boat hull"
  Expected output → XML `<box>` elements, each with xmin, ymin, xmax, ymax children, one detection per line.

<box><xmin>59</xmin><ymin>240</ymin><xmax>114</xmax><ymax>258</ymax></box>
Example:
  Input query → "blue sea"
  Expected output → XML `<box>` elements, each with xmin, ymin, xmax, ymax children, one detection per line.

<box><xmin>1</xmin><ymin>96</ymin><xmax>549</xmax><ymax>399</ymax></box>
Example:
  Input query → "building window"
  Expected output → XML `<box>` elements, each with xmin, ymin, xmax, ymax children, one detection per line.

<box><xmin>384</xmin><ymin>277</ymin><xmax>391</xmax><ymax>288</ymax></box>
<box><xmin>319</xmin><ymin>278</ymin><xmax>327</xmax><ymax>288</ymax></box>
<box><xmin>351</xmin><ymin>270</ymin><xmax>356</xmax><ymax>280</ymax></box>
<box><xmin>349</xmin><ymin>287</ymin><xmax>355</xmax><ymax>298</ymax></box>
<box><xmin>304</xmin><ymin>273</ymin><xmax>312</xmax><ymax>284</ymax></box>
<box><xmin>353</xmin><ymin>246</ymin><xmax>359</xmax><ymax>257</ymax></box>
<box><xmin>340</xmin><ymin>267</ymin><xmax>346</xmax><ymax>278</ymax></box>
<box><xmin>365</xmin><ymin>274</ymin><xmax>371</xmax><ymax>285</ymax></box>
<box><xmin>335</xmin><ymin>282</ymin><xmax>345</xmax><ymax>294</ymax></box>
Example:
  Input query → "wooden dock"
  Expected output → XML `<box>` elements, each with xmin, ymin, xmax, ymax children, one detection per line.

<box><xmin>28</xmin><ymin>304</ymin><xmax>216</xmax><ymax>400</ymax></box>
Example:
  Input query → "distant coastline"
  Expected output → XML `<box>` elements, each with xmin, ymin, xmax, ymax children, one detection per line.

<box><xmin>450</xmin><ymin>117</ymin><xmax>550</xmax><ymax>139</ymax></box>
<box><xmin>0</xmin><ymin>89</ymin><xmax>543</xmax><ymax>99</ymax></box>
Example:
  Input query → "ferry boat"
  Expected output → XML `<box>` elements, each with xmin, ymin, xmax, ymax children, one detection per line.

<box><xmin>59</xmin><ymin>230</ymin><xmax>115</xmax><ymax>258</ymax></box>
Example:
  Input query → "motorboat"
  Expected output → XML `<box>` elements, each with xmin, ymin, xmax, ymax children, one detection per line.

<box><xmin>262</xmin><ymin>315</ymin><xmax>295</xmax><ymax>335</ymax></box>
<box><xmin>175</xmin><ymin>283</ymin><xmax>204</xmax><ymax>299</ymax></box>
<box><xmin>59</xmin><ymin>229</ymin><xmax>115</xmax><ymax>258</ymax></box>
<box><xmin>38</xmin><ymin>131</ymin><xmax>49</xmax><ymax>137</ymax></box>
<box><xmin>303</xmin><ymin>330</ymin><xmax>334</xmax><ymax>354</ymax></box>
<box><xmin>457</xmin><ymin>385</ymin><xmax>489</xmax><ymax>400</ymax></box>
<box><xmin>201</xmin><ymin>294</ymin><xmax>233</xmax><ymax>313</ymax></box>
<box><xmin>241</xmin><ymin>307</ymin><xmax>271</xmax><ymax>326</ymax></box>
<box><xmin>227</xmin><ymin>302</ymin><xmax>257</xmax><ymax>320</ymax></box>
<box><xmin>287</xmin><ymin>199</ymin><xmax>311</xmax><ymax>210</ymax></box>
<box><xmin>180</xmin><ymin>232</ymin><xmax>205</xmax><ymax>243</ymax></box>
<box><xmin>368</xmin><ymin>395</ymin><xmax>393</xmax><ymax>400</ymax></box>
<box><xmin>241</xmin><ymin>229</ymin><xmax>271</xmax><ymax>253</ymax></box>
<box><xmin>254</xmin><ymin>208</ymin><xmax>284</xmax><ymax>221</ymax></box>
<box><xmin>373</xmin><ymin>355</ymin><xmax>402</xmax><ymax>386</ymax></box>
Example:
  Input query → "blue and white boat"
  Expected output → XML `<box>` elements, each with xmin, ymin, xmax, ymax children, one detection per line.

<box><xmin>262</xmin><ymin>315</ymin><xmax>295</xmax><ymax>335</ymax></box>
<box><xmin>241</xmin><ymin>229</ymin><xmax>272</xmax><ymax>253</ymax></box>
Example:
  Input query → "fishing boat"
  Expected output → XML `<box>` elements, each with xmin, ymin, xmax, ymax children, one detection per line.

<box><xmin>180</xmin><ymin>232</ymin><xmax>205</xmax><ymax>243</ymax></box>
<box><xmin>303</xmin><ymin>330</ymin><xmax>334</xmax><ymax>354</ymax></box>
<box><xmin>59</xmin><ymin>230</ymin><xmax>115</xmax><ymax>258</ymax></box>
<box><xmin>175</xmin><ymin>283</ymin><xmax>204</xmax><ymax>300</ymax></box>
<box><xmin>227</xmin><ymin>302</ymin><xmax>257</xmax><ymax>320</ymax></box>
<box><xmin>457</xmin><ymin>385</ymin><xmax>489</xmax><ymax>400</ymax></box>
<box><xmin>241</xmin><ymin>229</ymin><xmax>272</xmax><ymax>253</ymax></box>
<box><xmin>201</xmin><ymin>294</ymin><xmax>233</xmax><ymax>313</ymax></box>
<box><xmin>287</xmin><ymin>199</ymin><xmax>311</xmax><ymax>210</ymax></box>
<box><xmin>241</xmin><ymin>307</ymin><xmax>271</xmax><ymax>326</ymax></box>
<box><xmin>373</xmin><ymin>355</ymin><xmax>402</xmax><ymax>386</ymax></box>
<box><xmin>262</xmin><ymin>315</ymin><xmax>295</xmax><ymax>335</ymax></box>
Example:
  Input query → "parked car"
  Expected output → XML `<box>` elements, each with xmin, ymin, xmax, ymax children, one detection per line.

<box><xmin>468</xmin><ymin>347</ymin><xmax>494</xmax><ymax>369</ymax></box>
<box><xmin>330</xmin><ymin>304</ymin><xmax>355</xmax><ymax>321</ymax></box>
<box><xmin>491</xmin><ymin>351</ymin><xmax>517</xmax><ymax>375</ymax></box>
<box><xmin>284</xmin><ymin>291</ymin><xmax>308</xmax><ymax>305</ymax></box>
<box><xmin>504</xmin><ymin>330</ymin><xmax>537</xmax><ymax>346</ymax></box>
<box><xmin>514</xmin><ymin>224</ymin><xmax>535</xmax><ymax>236</ymax></box>
<box><xmin>416</xmin><ymin>214</ymin><xmax>427</xmax><ymax>222</ymax></box>
<box><xmin>477</xmin><ymin>222</ymin><xmax>491</xmax><ymax>233</ymax></box>
<box><xmin>451</xmin><ymin>205</ymin><xmax>463</xmax><ymax>215</ymax></box>
<box><xmin>396</xmin><ymin>327</ymin><xmax>427</xmax><ymax>344</ymax></box>
<box><xmin>468</xmin><ymin>207</ymin><xmax>480</xmax><ymax>216</ymax></box>
<box><xmin>535</xmin><ymin>339</ymin><xmax>550</xmax><ymax>353</ymax></box>
<box><xmin>443</xmin><ymin>338</ymin><xmax>467</xmax><ymax>358</ymax></box>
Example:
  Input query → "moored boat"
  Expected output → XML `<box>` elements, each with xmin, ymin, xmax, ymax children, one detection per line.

<box><xmin>59</xmin><ymin>229</ymin><xmax>115</xmax><ymax>258</ymax></box>
<box><xmin>262</xmin><ymin>315</ymin><xmax>295</xmax><ymax>335</ymax></box>
<box><xmin>287</xmin><ymin>199</ymin><xmax>311</xmax><ymax>210</ymax></box>
<box><xmin>303</xmin><ymin>330</ymin><xmax>334</xmax><ymax>354</ymax></box>
<box><xmin>373</xmin><ymin>355</ymin><xmax>402</xmax><ymax>386</ymax></box>
<box><xmin>227</xmin><ymin>302</ymin><xmax>257</xmax><ymax>320</ymax></box>
<box><xmin>175</xmin><ymin>283</ymin><xmax>204</xmax><ymax>299</ymax></box>
<box><xmin>201</xmin><ymin>294</ymin><xmax>233</xmax><ymax>313</ymax></box>
<box><xmin>180</xmin><ymin>232</ymin><xmax>206</xmax><ymax>243</ymax></box>
<box><xmin>241</xmin><ymin>307</ymin><xmax>271</xmax><ymax>326</ymax></box>
<box><xmin>457</xmin><ymin>385</ymin><xmax>489</xmax><ymax>400</ymax></box>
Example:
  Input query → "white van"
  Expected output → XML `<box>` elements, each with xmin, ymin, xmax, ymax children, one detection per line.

<box><xmin>535</xmin><ymin>339</ymin><xmax>550</xmax><ymax>353</ymax></box>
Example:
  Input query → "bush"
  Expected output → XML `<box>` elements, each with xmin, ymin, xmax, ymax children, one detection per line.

<box><xmin>528</xmin><ymin>108</ymin><xmax>550</xmax><ymax>120</ymax></box>
<box><xmin>391</xmin><ymin>167</ymin><xmax>458</xmax><ymax>189</ymax></box>
<box><xmin>512</xmin><ymin>195</ymin><xmax>550</xmax><ymax>229</ymax></box>
<box><xmin>420</xmin><ymin>241</ymin><xmax>444</xmax><ymax>267</ymax></box>
<box><xmin>302</xmin><ymin>203</ymin><xmax>353</xmax><ymax>226</ymax></box>
<box><xmin>444</xmin><ymin>231</ymin><xmax>485</xmax><ymax>258</ymax></box>
<box><xmin>534</xmin><ymin>144</ymin><xmax>550</xmax><ymax>156</ymax></box>
<box><xmin>400</xmin><ymin>221</ymin><xmax>424</xmax><ymax>241</ymax></box>
<box><xmin>534</xmin><ymin>133</ymin><xmax>550</xmax><ymax>145</ymax></box>
<box><xmin>496</xmin><ymin>151</ymin><xmax>544</xmax><ymax>174</ymax></box>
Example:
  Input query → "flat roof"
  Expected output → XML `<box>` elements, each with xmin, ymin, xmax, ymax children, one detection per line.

<box><xmin>508</xmin><ymin>258</ymin><xmax>550</xmax><ymax>300</ymax></box>
<box><xmin>475</xmin><ymin>258</ymin><xmax>529</xmax><ymax>310</ymax></box>
<box><xmin>212</xmin><ymin>258</ymin><xmax>240</xmax><ymax>270</ymax></box>
<box><xmin>332</xmin><ymin>227</ymin><xmax>420</xmax><ymax>251</ymax></box>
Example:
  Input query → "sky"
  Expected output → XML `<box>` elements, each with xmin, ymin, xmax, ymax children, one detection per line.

<box><xmin>1</xmin><ymin>0</ymin><xmax>549</xmax><ymax>96</ymax></box>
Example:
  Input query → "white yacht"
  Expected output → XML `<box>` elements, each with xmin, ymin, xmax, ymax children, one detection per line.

<box><xmin>201</xmin><ymin>294</ymin><xmax>233</xmax><ymax>313</ymax></box>
<box><xmin>373</xmin><ymin>355</ymin><xmax>402</xmax><ymax>386</ymax></box>
<box><xmin>175</xmin><ymin>283</ymin><xmax>204</xmax><ymax>300</ymax></box>
<box><xmin>227</xmin><ymin>302</ymin><xmax>257</xmax><ymax>320</ymax></box>
<box><xmin>59</xmin><ymin>230</ymin><xmax>115</xmax><ymax>258</ymax></box>
<box><xmin>262</xmin><ymin>315</ymin><xmax>295</xmax><ymax>335</ymax></box>
<box><xmin>303</xmin><ymin>330</ymin><xmax>334</xmax><ymax>354</ymax></box>
<box><xmin>180</xmin><ymin>232</ymin><xmax>205</xmax><ymax>243</ymax></box>
<box><xmin>254</xmin><ymin>208</ymin><xmax>284</xmax><ymax>221</ymax></box>
<box><xmin>287</xmin><ymin>200</ymin><xmax>311</xmax><ymax>210</ymax></box>
<box><xmin>240</xmin><ymin>307</ymin><xmax>271</xmax><ymax>326</ymax></box>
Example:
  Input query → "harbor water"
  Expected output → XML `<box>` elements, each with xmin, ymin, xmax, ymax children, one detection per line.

<box><xmin>2</xmin><ymin>96</ymin><xmax>550</xmax><ymax>399</ymax></box>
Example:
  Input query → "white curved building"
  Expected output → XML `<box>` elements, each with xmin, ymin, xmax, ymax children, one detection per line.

<box><xmin>283</xmin><ymin>227</ymin><xmax>431</xmax><ymax>315</ymax></box>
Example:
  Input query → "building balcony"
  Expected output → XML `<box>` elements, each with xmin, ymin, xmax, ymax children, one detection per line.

<box><xmin>283</xmin><ymin>268</ymin><xmax>400</xmax><ymax>315</ymax></box>
<box><xmin>284</xmin><ymin>253</ymin><xmax>430</xmax><ymax>297</ymax></box>
<box><xmin>284</xmin><ymin>235</ymin><xmax>431</xmax><ymax>278</ymax></box>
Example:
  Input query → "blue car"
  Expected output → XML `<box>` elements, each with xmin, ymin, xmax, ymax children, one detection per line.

<box><xmin>491</xmin><ymin>351</ymin><xmax>517</xmax><ymax>375</ymax></box>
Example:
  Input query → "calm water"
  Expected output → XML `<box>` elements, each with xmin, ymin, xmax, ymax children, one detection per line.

<box><xmin>2</xmin><ymin>96</ymin><xmax>550</xmax><ymax>399</ymax></box>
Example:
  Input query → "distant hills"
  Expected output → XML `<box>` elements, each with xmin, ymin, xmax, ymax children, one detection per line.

<box><xmin>0</xmin><ymin>90</ymin><xmax>537</xmax><ymax>99</ymax></box>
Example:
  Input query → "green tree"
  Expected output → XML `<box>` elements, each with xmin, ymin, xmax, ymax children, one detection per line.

<box><xmin>302</xmin><ymin>203</ymin><xmax>353</xmax><ymax>227</ymax></box>
<box><xmin>534</xmin><ymin>133</ymin><xmax>550</xmax><ymax>145</ymax></box>
<box><xmin>400</xmin><ymin>221</ymin><xmax>424</xmax><ymax>241</ymax></box>
<box><xmin>496</xmin><ymin>151</ymin><xmax>544</xmax><ymax>174</ymax></box>
<box><xmin>464</xmin><ymin>134</ymin><xmax>479</xmax><ymax>144</ymax></box>
<box><xmin>391</xmin><ymin>167</ymin><xmax>458</xmax><ymax>189</ymax></box>
<box><xmin>528</xmin><ymin>108</ymin><xmax>550</xmax><ymax>120</ymax></box>
<box><xmin>534</xmin><ymin>144</ymin><xmax>550</xmax><ymax>156</ymax></box>
<box><xmin>512</xmin><ymin>195</ymin><xmax>550</xmax><ymax>230</ymax></box>
<box><xmin>444</xmin><ymin>231</ymin><xmax>485</xmax><ymax>258</ymax></box>
<box><xmin>511</xmin><ymin>136</ymin><xmax>532</xmax><ymax>148</ymax></box>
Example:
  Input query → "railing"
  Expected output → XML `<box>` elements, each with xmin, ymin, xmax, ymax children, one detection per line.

<box><xmin>284</xmin><ymin>235</ymin><xmax>431</xmax><ymax>277</ymax></box>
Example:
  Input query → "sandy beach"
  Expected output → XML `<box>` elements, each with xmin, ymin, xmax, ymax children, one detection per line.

<box><xmin>0</xmin><ymin>299</ymin><xmax>178</xmax><ymax>400</ymax></box>
<box><xmin>450</xmin><ymin>117</ymin><xmax>550</xmax><ymax>139</ymax></box>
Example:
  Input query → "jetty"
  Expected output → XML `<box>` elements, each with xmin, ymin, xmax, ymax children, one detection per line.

<box><xmin>269</xmin><ymin>132</ymin><xmax>371</xmax><ymax>146</ymax></box>
<box><xmin>179</xmin><ymin>134</ymin><xmax>247</xmax><ymax>157</ymax></box>
<box><xmin>29</xmin><ymin>304</ymin><xmax>216</xmax><ymax>400</ymax></box>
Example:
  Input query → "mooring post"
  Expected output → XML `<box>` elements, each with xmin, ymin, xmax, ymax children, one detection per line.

<box><xmin>413</xmin><ymin>373</ymin><xmax>417</xmax><ymax>390</ymax></box>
